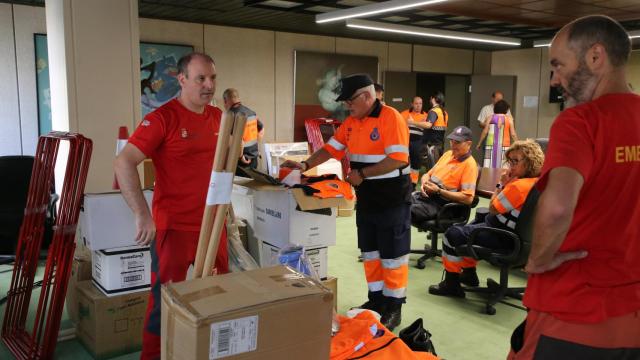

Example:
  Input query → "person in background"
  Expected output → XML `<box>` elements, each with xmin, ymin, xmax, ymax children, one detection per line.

<box><xmin>429</xmin><ymin>140</ymin><xmax>543</xmax><ymax>298</ymax></box>
<box><xmin>374</xmin><ymin>82</ymin><xmax>385</xmax><ymax>104</ymax></box>
<box><xmin>422</xmin><ymin>92</ymin><xmax>448</xmax><ymax>164</ymax></box>
<box><xmin>222</xmin><ymin>88</ymin><xmax>263</xmax><ymax>172</ymax></box>
<box><xmin>410</xmin><ymin>126</ymin><xmax>477</xmax><ymax>226</ymax></box>
<box><xmin>477</xmin><ymin>99</ymin><xmax>518</xmax><ymax>168</ymax></box>
<box><xmin>510</xmin><ymin>15</ymin><xmax>640</xmax><ymax>359</ymax></box>
<box><xmin>477</xmin><ymin>91</ymin><xmax>511</xmax><ymax>129</ymax></box>
<box><xmin>114</xmin><ymin>52</ymin><xmax>228</xmax><ymax>360</ymax></box>
<box><xmin>401</xmin><ymin>97</ymin><xmax>428</xmax><ymax>184</ymax></box>
<box><xmin>281</xmin><ymin>74</ymin><xmax>411</xmax><ymax>331</ymax></box>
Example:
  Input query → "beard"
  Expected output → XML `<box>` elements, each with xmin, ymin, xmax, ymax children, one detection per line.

<box><xmin>561</xmin><ymin>60</ymin><xmax>597</xmax><ymax>108</ymax></box>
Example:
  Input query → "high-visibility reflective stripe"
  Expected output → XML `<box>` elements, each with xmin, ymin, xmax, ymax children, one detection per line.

<box><xmin>350</xmin><ymin>154</ymin><xmax>387</xmax><ymax>163</ymax></box>
<box><xmin>362</xmin><ymin>251</ymin><xmax>380</xmax><ymax>260</ymax></box>
<box><xmin>366</xmin><ymin>166</ymin><xmax>411</xmax><ymax>180</ymax></box>
<box><xmin>368</xmin><ymin>281</ymin><xmax>384</xmax><ymax>292</ymax></box>
<box><xmin>327</xmin><ymin>137</ymin><xmax>346</xmax><ymax>151</ymax></box>
<box><xmin>409</xmin><ymin>128</ymin><xmax>423</xmax><ymax>135</ymax></box>
<box><xmin>497</xmin><ymin>214</ymin><xmax>516</xmax><ymax>229</ymax></box>
<box><xmin>381</xmin><ymin>255</ymin><xmax>409</xmax><ymax>269</ymax></box>
<box><xmin>512</xmin><ymin>209</ymin><xmax>521</xmax><ymax>217</ymax></box>
<box><xmin>444</xmin><ymin>252</ymin><xmax>464</xmax><ymax>263</ymax></box>
<box><xmin>461</xmin><ymin>183</ymin><xmax>476</xmax><ymax>190</ymax></box>
<box><xmin>432</xmin><ymin>126</ymin><xmax>447</xmax><ymax>131</ymax></box>
<box><xmin>497</xmin><ymin>192</ymin><xmax>515</xmax><ymax>212</ymax></box>
<box><xmin>383</xmin><ymin>287</ymin><xmax>406</xmax><ymax>299</ymax></box>
<box><xmin>430</xmin><ymin>175</ymin><xmax>445</xmax><ymax>187</ymax></box>
<box><xmin>243</xmin><ymin>139</ymin><xmax>258</xmax><ymax>148</ymax></box>
<box><xmin>385</xmin><ymin>145</ymin><xmax>409</xmax><ymax>155</ymax></box>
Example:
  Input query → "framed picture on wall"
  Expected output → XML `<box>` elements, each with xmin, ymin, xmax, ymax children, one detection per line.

<box><xmin>34</xmin><ymin>34</ymin><xmax>51</xmax><ymax>136</ymax></box>
<box><xmin>140</xmin><ymin>42</ymin><xmax>194</xmax><ymax>118</ymax></box>
<box><xmin>293</xmin><ymin>51</ymin><xmax>378</xmax><ymax>142</ymax></box>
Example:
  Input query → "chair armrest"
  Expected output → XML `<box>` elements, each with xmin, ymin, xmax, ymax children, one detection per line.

<box><xmin>466</xmin><ymin>226</ymin><xmax>521</xmax><ymax>263</ymax></box>
<box><xmin>436</xmin><ymin>202</ymin><xmax>471</xmax><ymax>228</ymax></box>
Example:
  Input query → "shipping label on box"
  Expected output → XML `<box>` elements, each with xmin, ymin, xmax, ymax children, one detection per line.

<box><xmin>80</xmin><ymin>190</ymin><xmax>153</xmax><ymax>251</ymax></box>
<box><xmin>161</xmin><ymin>266</ymin><xmax>333</xmax><ymax>360</ymax></box>
<box><xmin>76</xmin><ymin>281</ymin><xmax>149</xmax><ymax>359</ymax></box>
<box><xmin>92</xmin><ymin>246</ymin><xmax>151</xmax><ymax>297</ymax></box>
<box><xmin>260</xmin><ymin>241</ymin><xmax>328</xmax><ymax>280</ymax></box>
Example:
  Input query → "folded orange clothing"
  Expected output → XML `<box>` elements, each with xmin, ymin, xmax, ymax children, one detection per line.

<box><xmin>330</xmin><ymin>311</ymin><xmax>438</xmax><ymax>360</ymax></box>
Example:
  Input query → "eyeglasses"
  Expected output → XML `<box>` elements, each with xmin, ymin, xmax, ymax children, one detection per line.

<box><xmin>345</xmin><ymin>92</ymin><xmax>365</xmax><ymax>105</ymax></box>
<box><xmin>507</xmin><ymin>157</ymin><xmax>524</xmax><ymax>166</ymax></box>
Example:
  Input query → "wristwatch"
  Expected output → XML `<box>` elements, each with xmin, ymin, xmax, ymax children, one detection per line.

<box><xmin>301</xmin><ymin>161</ymin><xmax>309</xmax><ymax>171</ymax></box>
<box><xmin>496</xmin><ymin>183</ymin><xmax>502</xmax><ymax>190</ymax></box>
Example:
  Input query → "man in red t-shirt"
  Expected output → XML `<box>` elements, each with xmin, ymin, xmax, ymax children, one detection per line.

<box><xmin>114</xmin><ymin>52</ymin><xmax>227</xmax><ymax>360</ymax></box>
<box><xmin>509</xmin><ymin>16</ymin><xmax>640</xmax><ymax>359</ymax></box>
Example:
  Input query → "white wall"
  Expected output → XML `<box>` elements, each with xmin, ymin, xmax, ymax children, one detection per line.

<box><xmin>0</xmin><ymin>4</ymin><xmax>22</xmax><ymax>156</ymax></box>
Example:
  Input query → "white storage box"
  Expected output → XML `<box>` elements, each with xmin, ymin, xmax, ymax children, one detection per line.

<box><xmin>92</xmin><ymin>245</ymin><xmax>151</xmax><ymax>297</ymax></box>
<box><xmin>260</xmin><ymin>240</ymin><xmax>328</xmax><ymax>280</ymax></box>
<box><xmin>80</xmin><ymin>191</ymin><xmax>153</xmax><ymax>251</ymax></box>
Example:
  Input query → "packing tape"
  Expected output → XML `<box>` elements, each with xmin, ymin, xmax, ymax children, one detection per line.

<box><xmin>206</xmin><ymin>171</ymin><xmax>234</xmax><ymax>205</ymax></box>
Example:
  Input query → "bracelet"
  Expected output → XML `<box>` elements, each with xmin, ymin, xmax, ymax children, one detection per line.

<box><xmin>357</xmin><ymin>168</ymin><xmax>366</xmax><ymax>179</ymax></box>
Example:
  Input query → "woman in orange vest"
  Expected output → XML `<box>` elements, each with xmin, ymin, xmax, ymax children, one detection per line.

<box><xmin>423</xmin><ymin>92</ymin><xmax>448</xmax><ymax>165</ymax></box>
<box><xmin>477</xmin><ymin>100</ymin><xmax>518</xmax><ymax>168</ymax></box>
<box><xmin>429</xmin><ymin>140</ymin><xmax>544</xmax><ymax>297</ymax></box>
<box><xmin>401</xmin><ymin>97</ymin><xmax>428</xmax><ymax>184</ymax></box>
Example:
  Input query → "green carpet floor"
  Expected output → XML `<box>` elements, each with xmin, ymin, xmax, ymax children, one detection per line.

<box><xmin>0</xmin><ymin>199</ymin><xmax>527</xmax><ymax>359</ymax></box>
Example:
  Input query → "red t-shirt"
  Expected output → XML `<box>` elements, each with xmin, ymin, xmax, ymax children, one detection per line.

<box><xmin>524</xmin><ymin>93</ymin><xmax>640</xmax><ymax>323</ymax></box>
<box><xmin>128</xmin><ymin>99</ymin><xmax>222</xmax><ymax>231</ymax></box>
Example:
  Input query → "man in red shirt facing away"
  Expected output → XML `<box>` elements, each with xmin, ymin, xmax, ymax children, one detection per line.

<box><xmin>509</xmin><ymin>15</ymin><xmax>640</xmax><ymax>359</ymax></box>
<box><xmin>114</xmin><ymin>52</ymin><xmax>228</xmax><ymax>360</ymax></box>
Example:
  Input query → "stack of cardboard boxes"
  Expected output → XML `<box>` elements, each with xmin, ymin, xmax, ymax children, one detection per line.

<box><xmin>66</xmin><ymin>191</ymin><xmax>153</xmax><ymax>358</ymax></box>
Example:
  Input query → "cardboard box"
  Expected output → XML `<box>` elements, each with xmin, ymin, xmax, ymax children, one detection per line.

<box><xmin>322</xmin><ymin>276</ymin><xmax>338</xmax><ymax>310</ymax></box>
<box><xmin>259</xmin><ymin>240</ymin><xmax>328</xmax><ymax>280</ymax></box>
<box><xmin>161</xmin><ymin>266</ymin><xmax>333</xmax><ymax>360</ymax></box>
<box><xmin>76</xmin><ymin>281</ymin><xmax>149</xmax><ymax>359</ymax></box>
<box><xmin>92</xmin><ymin>246</ymin><xmax>151</xmax><ymax>297</ymax></box>
<box><xmin>66</xmin><ymin>257</ymin><xmax>93</xmax><ymax>324</ymax></box>
<box><xmin>264</xmin><ymin>142</ymin><xmax>309</xmax><ymax>176</ymax></box>
<box><xmin>80</xmin><ymin>190</ymin><xmax>153</xmax><ymax>251</ymax></box>
<box><xmin>233</xmin><ymin>179</ymin><xmax>348</xmax><ymax>249</ymax></box>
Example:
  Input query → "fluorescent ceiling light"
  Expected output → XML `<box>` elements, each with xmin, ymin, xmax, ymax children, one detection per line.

<box><xmin>316</xmin><ymin>0</ymin><xmax>447</xmax><ymax>24</ymax></box>
<box><xmin>535</xmin><ymin>30</ymin><xmax>640</xmax><ymax>48</ymax></box>
<box><xmin>346</xmin><ymin>19</ymin><xmax>521</xmax><ymax>46</ymax></box>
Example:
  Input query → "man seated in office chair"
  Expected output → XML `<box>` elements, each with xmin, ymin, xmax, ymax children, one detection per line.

<box><xmin>410</xmin><ymin>126</ymin><xmax>478</xmax><ymax>225</ymax></box>
<box><xmin>429</xmin><ymin>140</ymin><xmax>544</xmax><ymax>298</ymax></box>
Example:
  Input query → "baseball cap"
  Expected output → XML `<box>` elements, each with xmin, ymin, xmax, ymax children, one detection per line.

<box><xmin>335</xmin><ymin>74</ymin><xmax>374</xmax><ymax>101</ymax></box>
<box><xmin>447</xmin><ymin>126</ymin><xmax>473</xmax><ymax>142</ymax></box>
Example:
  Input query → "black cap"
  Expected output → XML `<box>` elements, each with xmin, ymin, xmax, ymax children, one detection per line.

<box><xmin>447</xmin><ymin>126</ymin><xmax>473</xmax><ymax>142</ymax></box>
<box><xmin>374</xmin><ymin>83</ymin><xmax>384</xmax><ymax>92</ymax></box>
<box><xmin>335</xmin><ymin>74</ymin><xmax>374</xmax><ymax>101</ymax></box>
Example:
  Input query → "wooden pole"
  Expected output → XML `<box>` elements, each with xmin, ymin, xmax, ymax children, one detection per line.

<box><xmin>193</xmin><ymin>111</ymin><xmax>233</xmax><ymax>278</ymax></box>
<box><xmin>202</xmin><ymin>112</ymin><xmax>246</xmax><ymax>277</ymax></box>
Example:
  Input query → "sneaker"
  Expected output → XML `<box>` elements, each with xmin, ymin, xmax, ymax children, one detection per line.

<box><xmin>460</xmin><ymin>267</ymin><xmax>479</xmax><ymax>287</ymax></box>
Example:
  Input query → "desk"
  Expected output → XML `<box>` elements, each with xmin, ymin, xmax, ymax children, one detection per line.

<box><xmin>477</xmin><ymin>167</ymin><xmax>502</xmax><ymax>198</ymax></box>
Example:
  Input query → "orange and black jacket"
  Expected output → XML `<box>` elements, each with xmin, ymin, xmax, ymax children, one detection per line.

<box><xmin>323</xmin><ymin>100</ymin><xmax>412</xmax><ymax>212</ymax></box>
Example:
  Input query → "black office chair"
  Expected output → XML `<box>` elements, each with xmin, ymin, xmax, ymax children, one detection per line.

<box><xmin>410</xmin><ymin>198</ymin><xmax>477</xmax><ymax>269</ymax></box>
<box><xmin>0</xmin><ymin>156</ymin><xmax>57</xmax><ymax>263</ymax></box>
<box><xmin>455</xmin><ymin>187</ymin><xmax>539</xmax><ymax>315</ymax></box>
<box><xmin>534</xmin><ymin>138</ymin><xmax>549</xmax><ymax>153</ymax></box>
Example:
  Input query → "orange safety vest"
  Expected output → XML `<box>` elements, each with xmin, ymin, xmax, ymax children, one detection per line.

<box><xmin>492</xmin><ymin>177</ymin><xmax>538</xmax><ymax>230</ymax></box>
<box><xmin>401</xmin><ymin>109</ymin><xmax>428</xmax><ymax>140</ymax></box>
<box><xmin>308</xmin><ymin>179</ymin><xmax>355</xmax><ymax>200</ymax></box>
<box><xmin>430</xmin><ymin>106</ymin><xmax>448</xmax><ymax>131</ymax></box>
<box><xmin>331</xmin><ymin>311</ymin><xmax>439</xmax><ymax>360</ymax></box>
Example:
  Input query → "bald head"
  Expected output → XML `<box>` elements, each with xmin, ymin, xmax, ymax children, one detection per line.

<box><xmin>556</xmin><ymin>15</ymin><xmax>630</xmax><ymax>68</ymax></box>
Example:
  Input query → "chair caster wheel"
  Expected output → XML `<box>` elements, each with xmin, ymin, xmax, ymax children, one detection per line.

<box><xmin>485</xmin><ymin>305</ymin><xmax>496</xmax><ymax>315</ymax></box>
<box><xmin>416</xmin><ymin>260</ymin><xmax>426</xmax><ymax>269</ymax></box>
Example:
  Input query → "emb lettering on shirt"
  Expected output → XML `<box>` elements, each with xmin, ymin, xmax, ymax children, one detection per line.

<box><xmin>615</xmin><ymin>145</ymin><xmax>640</xmax><ymax>163</ymax></box>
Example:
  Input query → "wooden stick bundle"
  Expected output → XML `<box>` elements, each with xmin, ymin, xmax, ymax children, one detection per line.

<box><xmin>193</xmin><ymin>111</ymin><xmax>247</xmax><ymax>278</ymax></box>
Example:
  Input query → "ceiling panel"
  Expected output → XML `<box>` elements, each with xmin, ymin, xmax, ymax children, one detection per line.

<box><xmin>3</xmin><ymin>0</ymin><xmax>640</xmax><ymax>50</ymax></box>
